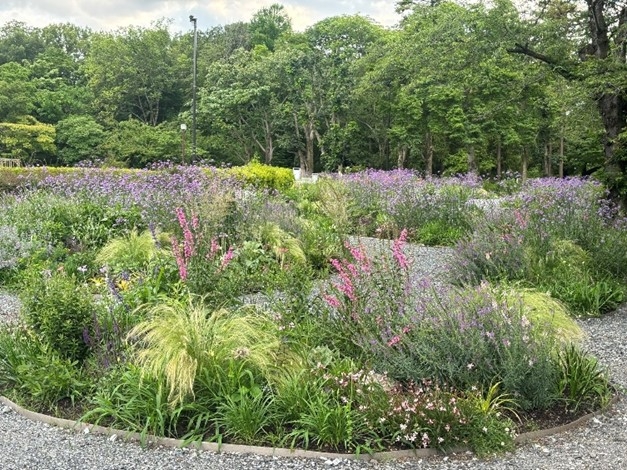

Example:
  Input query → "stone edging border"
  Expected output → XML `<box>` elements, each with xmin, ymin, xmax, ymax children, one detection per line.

<box><xmin>0</xmin><ymin>394</ymin><xmax>621</xmax><ymax>462</ymax></box>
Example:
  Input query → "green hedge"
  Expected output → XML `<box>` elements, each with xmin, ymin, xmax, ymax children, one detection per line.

<box><xmin>225</xmin><ymin>161</ymin><xmax>294</xmax><ymax>191</ymax></box>
<box><xmin>0</xmin><ymin>167</ymin><xmax>140</xmax><ymax>193</ymax></box>
<box><xmin>0</xmin><ymin>163</ymin><xmax>296</xmax><ymax>193</ymax></box>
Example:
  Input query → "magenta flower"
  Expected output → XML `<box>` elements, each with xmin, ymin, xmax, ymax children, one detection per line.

<box><xmin>392</xmin><ymin>229</ymin><xmax>409</xmax><ymax>270</ymax></box>
<box><xmin>323</xmin><ymin>294</ymin><xmax>341</xmax><ymax>309</ymax></box>
<box><xmin>220</xmin><ymin>246</ymin><xmax>235</xmax><ymax>271</ymax></box>
<box><xmin>171</xmin><ymin>236</ymin><xmax>188</xmax><ymax>280</ymax></box>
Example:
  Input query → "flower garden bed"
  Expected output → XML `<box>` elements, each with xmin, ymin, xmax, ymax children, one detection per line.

<box><xmin>0</xmin><ymin>166</ymin><xmax>624</xmax><ymax>457</ymax></box>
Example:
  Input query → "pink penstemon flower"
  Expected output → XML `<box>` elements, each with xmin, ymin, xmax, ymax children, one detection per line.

<box><xmin>219</xmin><ymin>246</ymin><xmax>235</xmax><ymax>271</ymax></box>
<box><xmin>175</xmin><ymin>207</ymin><xmax>196</xmax><ymax>260</ymax></box>
<box><xmin>171</xmin><ymin>235</ymin><xmax>188</xmax><ymax>280</ymax></box>
<box><xmin>335</xmin><ymin>279</ymin><xmax>356</xmax><ymax>302</ymax></box>
<box><xmin>210</xmin><ymin>237</ymin><xmax>220</xmax><ymax>257</ymax></box>
<box><xmin>392</xmin><ymin>229</ymin><xmax>409</xmax><ymax>270</ymax></box>
<box><xmin>323</xmin><ymin>294</ymin><xmax>341</xmax><ymax>309</ymax></box>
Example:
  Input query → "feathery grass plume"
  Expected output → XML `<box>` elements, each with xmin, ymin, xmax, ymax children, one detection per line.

<box><xmin>127</xmin><ymin>298</ymin><xmax>281</xmax><ymax>406</ymax></box>
<box><xmin>256</xmin><ymin>222</ymin><xmax>306</xmax><ymax>267</ymax></box>
<box><xmin>95</xmin><ymin>229</ymin><xmax>160</xmax><ymax>273</ymax></box>
<box><xmin>496</xmin><ymin>285</ymin><xmax>585</xmax><ymax>345</ymax></box>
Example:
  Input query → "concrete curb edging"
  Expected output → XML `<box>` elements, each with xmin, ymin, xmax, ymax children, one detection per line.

<box><xmin>0</xmin><ymin>394</ymin><xmax>620</xmax><ymax>462</ymax></box>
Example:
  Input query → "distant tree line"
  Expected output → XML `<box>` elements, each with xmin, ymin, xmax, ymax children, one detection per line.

<box><xmin>1</xmin><ymin>1</ymin><xmax>626</xmax><ymax>195</ymax></box>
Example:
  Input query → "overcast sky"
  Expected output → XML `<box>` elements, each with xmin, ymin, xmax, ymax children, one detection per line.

<box><xmin>0</xmin><ymin>1</ymin><xmax>402</xmax><ymax>33</ymax></box>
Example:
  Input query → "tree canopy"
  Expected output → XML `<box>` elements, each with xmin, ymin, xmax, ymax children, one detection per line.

<box><xmin>1</xmin><ymin>1</ymin><xmax>625</xmax><ymax>198</ymax></box>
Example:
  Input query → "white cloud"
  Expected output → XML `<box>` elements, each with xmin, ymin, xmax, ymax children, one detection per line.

<box><xmin>0</xmin><ymin>0</ymin><xmax>401</xmax><ymax>32</ymax></box>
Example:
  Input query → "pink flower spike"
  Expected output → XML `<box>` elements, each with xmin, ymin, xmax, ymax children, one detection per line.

<box><xmin>170</xmin><ymin>236</ymin><xmax>188</xmax><ymax>281</ymax></box>
<box><xmin>210</xmin><ymin>237</ymin><xmax>220</xmax><ymax>256</ymax></box>
<box><xmin>323</xmin><ymin>294</ymin><xmax>341</xmax><ymax>309</ymax></box>
<box><xmin>219</xmin><ymin>246</ymin><xmax>234</xmax><ymax>271</ymax></box>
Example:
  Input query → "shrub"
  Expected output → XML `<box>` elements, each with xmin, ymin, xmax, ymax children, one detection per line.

<box><xmin>38</xmin><ymin>165</ymin><xmax>243</xmax><ymax>232</ymax></box>
<box><xmin>453</xmin><ymin>178</ymin><xmax>627</xmax><ymax>315</ymax></box>
<box><xmin>0</xmin><ymin>327</ymin><xmax>89</xmax><ymax>412</ymax></box>
<box><xmin>1</xmin><ymin>191</ymin><xmax>142</xmax><ymax>257</ymax></box>
<box><xmin>226</xmin><ymin>161</ymin><xmax>294</xmax><ymax>191</ymax></box>
<box><xmin>339</xmin><ymin>170</ymin><xmax>480</xmax><ymax>244</ymax></box>
<box><xmin>20</xmin><ymin>268</ymin><xmax>95</xmax><ymax>362</ymax></box>
<box><xmin>0</xmin><ymin>225</ymin><xmax>35</xmax><ymax>281</ymax></box>
<box><xmin>320</xmin><ymin>234</ymin><xmax>561</xmax><ymax>410</ymax></box>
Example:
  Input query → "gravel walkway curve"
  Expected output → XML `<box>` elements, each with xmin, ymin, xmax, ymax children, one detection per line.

<box><xmin>1</xmin><ymin>241</ymin><xmax>626</xmax><ymax>469</ymax></box>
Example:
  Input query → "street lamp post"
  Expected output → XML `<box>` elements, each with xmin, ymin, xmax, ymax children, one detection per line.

<box><xmin>189</xmin><ymin>15</ymin><xmax>198</xmax><ymax>161</ymax></box>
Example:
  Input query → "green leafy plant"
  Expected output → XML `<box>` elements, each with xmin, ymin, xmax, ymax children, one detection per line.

<box><xmin>551</xmin><ymin>276</ymin><xmax>626</xmax><ymax>316</ymax></box>
<box><xmin>555</xmin><ymin>344</ymin><xmax>613</xmax><ymax>412</ymax></box>
<box><xmin>216</xmin><ymin>386</ymin><xmax>278</xmax><ymax>444</ymax></box>
<box><xmin>95</xmin><ymin>229</ymin><xmax>160</xmax><ymax>273</ymax></box>
<box><xmin>416</xmin><ymin>219</ymin><xmax>465</xmax><ymax>246</ymax></box>
<box><xmin>0</xmin><ymin>327</ymin><xmax>89</xmax><ymax>412</ymax></box>
<box><xmin>81</xmin><ymin>364</ymin><xmax>184</xmax><ymax>439</ymax></box>
<box><xmin>20</xmin><ymin>268</ymin><xmax>96</xmax><ymax>362</ymax></box>
<box><xmin>287</xmin><ymin>396</ymin><xmax>364</xmax><ymax>452</ymax></box>
<box><xmin>461</xmin><ymin>398</ymin><xmax>517</xmax><ymax>457</ymax></box>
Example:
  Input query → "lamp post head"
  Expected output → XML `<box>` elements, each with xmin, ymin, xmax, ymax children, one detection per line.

<box><xmin>189</xmin><ymin>15</ymin><xmax>196</xmax><ymax>23</ymax></box>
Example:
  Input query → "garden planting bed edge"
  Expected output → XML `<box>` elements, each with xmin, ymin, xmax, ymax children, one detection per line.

<box><xmin>1</xmin><ymin>393</ymin><xmax>620</xmax><ymax>462</ymax></box>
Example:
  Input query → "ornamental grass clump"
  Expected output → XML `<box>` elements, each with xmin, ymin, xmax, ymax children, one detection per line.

<box><xmin>127</xmin><ymin>299</ymin><xmax>281</xmax><ymax>407</ymax></box>
<box><xmin>95</xmin><ymin>229</ymin><xmax>160</xmax><ymax>274</ymax></box>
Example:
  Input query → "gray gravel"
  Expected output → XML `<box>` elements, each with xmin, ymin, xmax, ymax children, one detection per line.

<box><xmin>1</xmin><ymin>243</ymin><xmax>626</xmax><ymax>469</ymax></box>
<box><xmin>0</xmin><ymin>289</ymin><xmax>21</xmax><ymax>326</ymax></box>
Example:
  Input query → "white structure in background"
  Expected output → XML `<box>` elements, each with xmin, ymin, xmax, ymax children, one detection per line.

<box><xmin>293</xmin><ymin>168</ymin><xmax>319</xmax><ymax>183</ymax></box>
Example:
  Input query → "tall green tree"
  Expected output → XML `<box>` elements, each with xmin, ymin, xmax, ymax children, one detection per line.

<box><xmin>509</xmin><ymin>0</ymin><xmax>627</xmax><ymax>200</ymax></box>
<box><xmin>0</xmin><ymin>21</ymin><xmax>44</xmax><ymax>64</ymax></box>
<box><xmin>0</xmin><ymin>62</ymin><xmax>36</xmax><ymax>121</ymax></box>
<box><xmin>249</xmin><ymin>3</ymin><xmax>292</xmax><ymax>52</ymax></box>
<box><xmin>55</xmin><ymin>115</ymin><xmax>105</xmax><ymax>165</ymax></box>
<box><xmin>200</xmin><ymin>47</ymin><xmax>288</xmax><ymax>164</ymax></box>
<box><xmin>85</xmin><ymin>23</ymin><xmax>185</xmax><ymax>126</ymax></box>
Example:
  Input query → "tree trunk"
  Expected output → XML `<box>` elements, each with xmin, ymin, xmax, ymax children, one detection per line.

<box><xmin>522</xmin><ymin>146</ymin><xmax>528</xmax><ymax>183</ymax></box>
<box><xmin>467</xmin><ymin>144</ymin><xmax>477</xmax><ymax>174</ymax></box>
<box><xmin>302</xmin><ymin>120</ymin><xmax>315</xmax><ymax>177</ymax></box>
<box><xmin>559</xmin><ymin>134</ymin><xmax>565</xmax><ymax>178</ymax></box>
<box><xmin>425</xmin><ymin>131</ymin><xmax>433</xmax><ymax>177</ymax></box>
<box><xmin>397</xmin><ymin>146</ymin><xmax>408</xmax><ymax>169</ymax></box>
<box><xmin>264</xmin><ymin>120</ymin><xmax>273</xmax><ymax>165</ymax></box>
<box><xmin>496</xmin><ymin>138</ymin><xmax>502</xmax><ymax>179</ymax></box>
<box><xmin>544</xmin><ymin>141</ymin><xmax>553</xmax><ymax>177</ymax></box>
<box><xmin>586</xmin><ymin>0</ymin><xmax>627</xmax><ymax>200</ymax></box>
<box><xmin>293</xmin><ymin>112</ymin><xmax>307</xmax><ymax>175</ymax></box>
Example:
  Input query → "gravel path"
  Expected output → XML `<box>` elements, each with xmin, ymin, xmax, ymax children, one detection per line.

<box><xmin>1</xmin><ymin>243</ymin><xmax>626</xmax><ymax>469</ymax></box>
